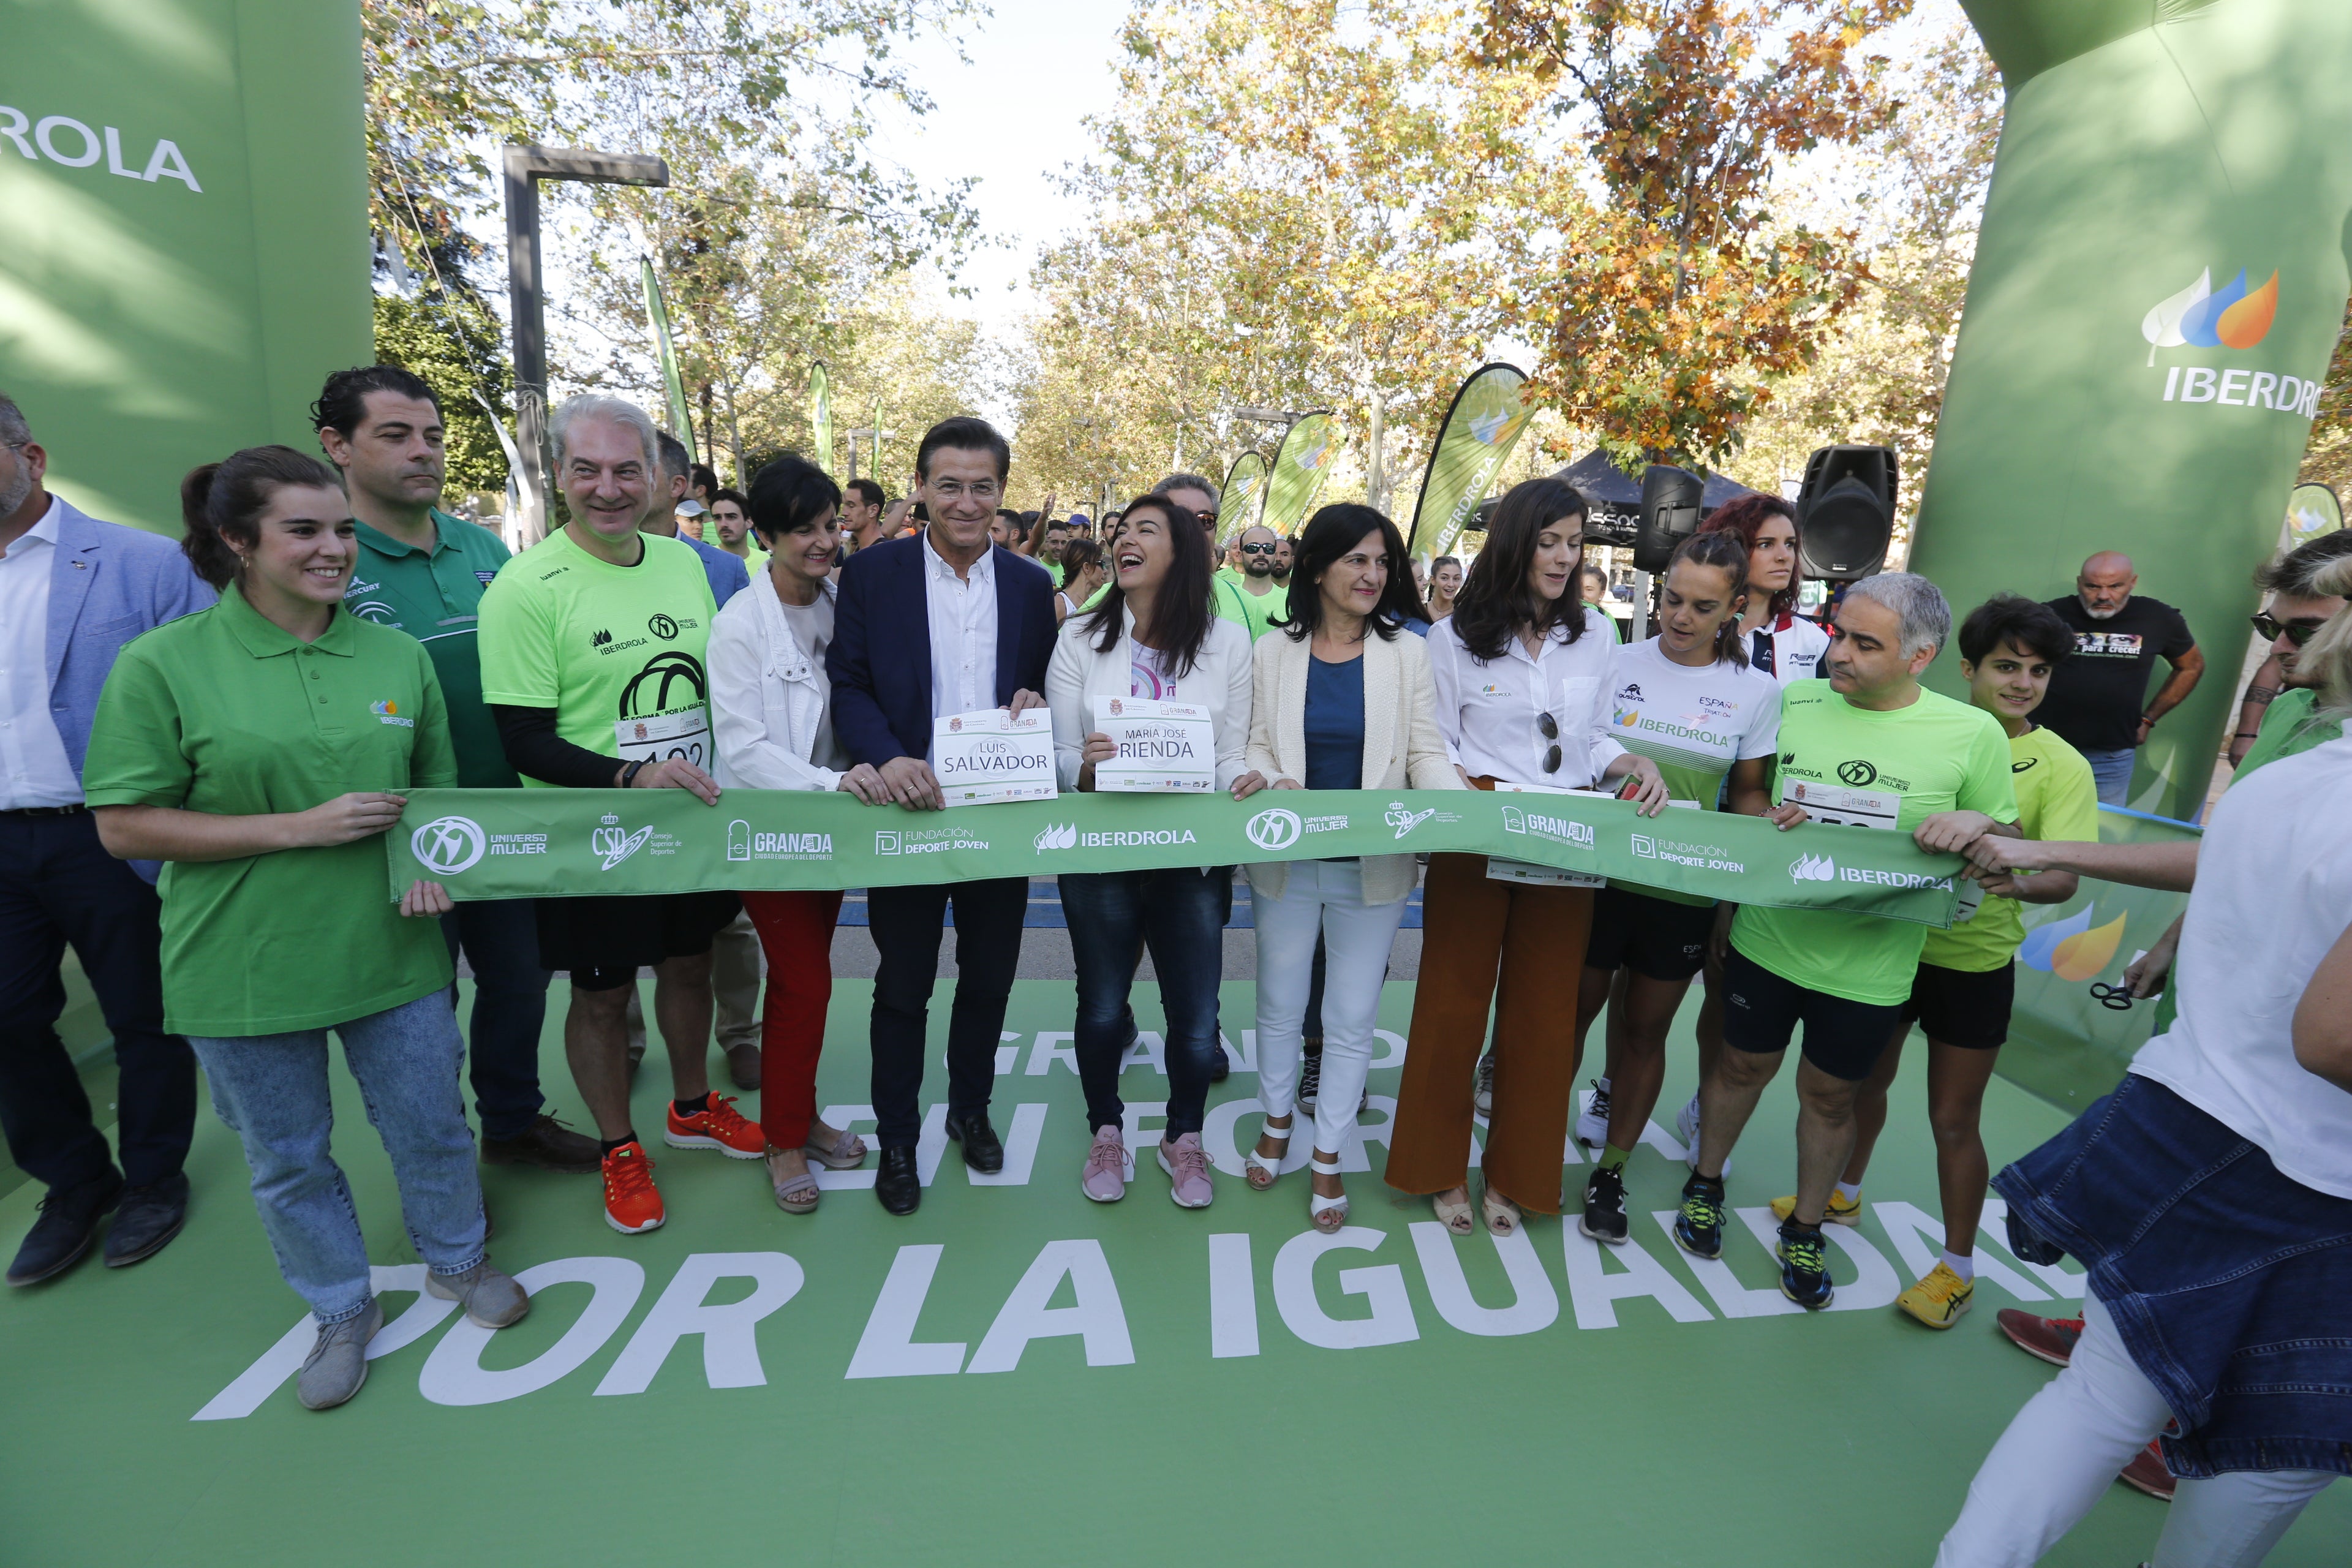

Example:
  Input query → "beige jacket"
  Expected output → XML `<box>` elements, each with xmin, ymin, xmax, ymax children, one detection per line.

<box><xmin>1243</xmin><ymin>627</ymin><xmax>1464</xmax><ymax>905</ymax></box>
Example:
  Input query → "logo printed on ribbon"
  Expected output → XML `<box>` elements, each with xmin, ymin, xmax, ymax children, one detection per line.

<box><xmin>411</xmin><ymin>815</ymin><xmax>486</xmax><ymax>876</ymax></box>
<box><xmin>1245</xmin><ymin>808</ymin><xmax>1302</xmax><ymax>852</ymax></box>
<box><xmin>1790</xmin><ymin>851</ymin><xmax>1836</xmax><ymax>883</ymax></box>
<box><xmin>592</xmin><ymin>814</ymin><xmax>654</xmax><ymax>870</ymax></box>
<box><xmin>875</xmin><ymin>832</ymin><xmax>900</xmax><ymax>855</ymax></box>
<box><xmin>1384</xmin><ymin>801</ymin><xmax>1436</xmax><ymax>839</ymax></box>
<box><xmin>1034</xmin><ymin>823</ymin><xmax>1077</xmax><ymax>852</ymax></box>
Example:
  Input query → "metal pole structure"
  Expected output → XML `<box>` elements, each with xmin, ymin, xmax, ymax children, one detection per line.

<box><xmin>503</xmin><ymin>144</ymin><xmax>671</xmax><ymax>543</ymax></box>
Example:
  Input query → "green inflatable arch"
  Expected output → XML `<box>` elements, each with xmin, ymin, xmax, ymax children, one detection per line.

<box><xmin>1912</xmin><ymin>0</ymin><xmax>2352</xmax><ymax>819</ymax></box>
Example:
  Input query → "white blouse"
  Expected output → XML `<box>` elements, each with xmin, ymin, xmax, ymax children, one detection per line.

<box><xmin>1425</xmin><ymin>612</ymin><xmax>1624</xmax><ymax>786</ymax></box>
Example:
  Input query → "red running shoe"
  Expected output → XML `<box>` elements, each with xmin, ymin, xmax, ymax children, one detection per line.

<box><xmin>2119</xmin><ymin>1441</ymin><xmax>2176</xmax><ymax>1502</ymax></box>
<box><xmin>601</xmin><ymin>1141</ymin><xmax>665</xmax><ymax>1234</ymax></box>
<box><xmin>1996</xmin><ymin>1308</ymin><xmax>2084</xmax><ymax>1367</ymax></box>
<box><xmin>665</xmin><ymin>1095</ymin><xmax>765</xmax><ymax>1159</ymax></box>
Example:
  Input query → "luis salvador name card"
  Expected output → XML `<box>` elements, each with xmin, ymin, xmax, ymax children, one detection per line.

<box><xmin>933</xmin><ymin>709</ymin><xmax>1058</xmax><ymax>807</ymax></box>
<box><xmin>1090</xmin><ymin>696</ymin><xmax>1215</xmax><ymax>793</ymax></box>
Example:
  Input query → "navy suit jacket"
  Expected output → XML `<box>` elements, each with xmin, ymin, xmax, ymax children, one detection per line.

<box><xmin>828</xmin><ymin>535</ymin><xmax>1057</xmax><ymax>767</ymax></box>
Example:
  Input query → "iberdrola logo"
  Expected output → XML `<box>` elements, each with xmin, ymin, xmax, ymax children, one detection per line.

<box><xmin>1614</xmin><ymin>705</ymin><xmax>1640</xmax><ymax>727</ymax></box>
<box><xmin>2142</xmin><ymin>267</ymin><xmax>2278</xmax><ymax>364</ymax></box>
<box><xmin>2018</xmin><ymin>905</ymin><xmax>2127</xmax><ymax>982</ymax></box>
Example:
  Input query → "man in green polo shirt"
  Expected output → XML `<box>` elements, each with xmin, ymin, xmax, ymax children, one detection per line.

<box><xmin>1673</xmin><ymin>572</ymin><xmax>2020</xmax><ymax>1310</ymax></box>
<box><xmin>1215</xmin><ymin>524</ymin><xmax>1285</xmax><ymax>643</ymax></box>
<box><xmin>313</xmin><ymin>366</ymin><xmax>597</xmax><ymax>1177</ymax></box>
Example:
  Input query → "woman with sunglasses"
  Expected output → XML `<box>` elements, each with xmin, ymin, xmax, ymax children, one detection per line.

<box><xmin>1241</xmin><ymin>503</ymin><xmax>1460</xmax><ymax>1231</ymax></box>
<box><xmin>1385</xmin><ymin>477</ymin><xmax>1666</xmax><ymax>1237</ymax></box>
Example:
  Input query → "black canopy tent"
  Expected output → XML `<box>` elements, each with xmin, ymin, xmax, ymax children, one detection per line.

<box><xmin>1553</xmin><ymin>449</ymin><xmax>1765</xmax><ymax>546</ymax></box>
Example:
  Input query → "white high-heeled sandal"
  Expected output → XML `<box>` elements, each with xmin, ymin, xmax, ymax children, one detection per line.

<box><xmin>1245</xmin><ymin>1117</ymin><xmax>1291</xmax><ymax>1191</ymax></box>
<box><xmin>1309</xmin><ymin>1156</ymin><xmax>1350</xmax><ymax>1232</ymax></box>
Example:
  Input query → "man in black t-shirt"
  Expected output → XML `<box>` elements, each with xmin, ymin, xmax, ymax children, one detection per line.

<box><xmin>2035</xmin><ymin>551</ymin><xmax>2204</xmax><ymax>805</ymax></box>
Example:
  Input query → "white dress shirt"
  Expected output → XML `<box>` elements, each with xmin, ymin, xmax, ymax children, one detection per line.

<box><xmin>1425</xmin><ymin>612</ymin><xmax>1624</xmax><ymax>786</ymax></box>
<box><xmin>921</xmin><ymin>530</ymin><xmax>1000</xmax><ymax>764</ymax></box>
<box><xmin>0</xmin><ymin>498</ymin><xmax>83</xmax><ymax>809</ymax></box>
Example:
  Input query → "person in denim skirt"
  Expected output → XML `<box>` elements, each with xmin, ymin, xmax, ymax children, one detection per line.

<box><xmin>1047</xmin><ymin>493</ymin><xmax>1267</xmax><ymax>1209</ymax></box>
<box><xmin>83</xmin><ymin>447</ymin><xmax>526</xmax><ymax>1412</ymax></box>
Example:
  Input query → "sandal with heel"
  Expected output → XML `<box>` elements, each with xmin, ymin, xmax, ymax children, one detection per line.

<box><xmin>1482</xmin><ymin>1181</ymin><xmax>1522</xmax><ymax>1238</ymax></box>
<box><xmin>1432</xmin><ymin>1188</ymin><xmax>1474</xmax><ymax>1236</ymax></box>
<box><xmin>1245</xmin><ymin>1117</ymin><xmax>1291</xmax><ymax>1192</ymax></box>
<box><xmin>1310</xmin><ymin>1156</ymin><xmax>1350</xmax><ymax>1233</ymax></box>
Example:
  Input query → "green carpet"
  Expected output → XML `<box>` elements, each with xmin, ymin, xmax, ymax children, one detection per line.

<box><xmin>2</xmin><ymin>979</ymin><xmax>2342</xmax><ymax>1567</ymax></box>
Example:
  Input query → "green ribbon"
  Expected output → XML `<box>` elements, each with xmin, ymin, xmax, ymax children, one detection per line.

<box><xmin>390</xmin><ymin>788</ymin><xmax>1967</xmax><ymax>925</ymax></box>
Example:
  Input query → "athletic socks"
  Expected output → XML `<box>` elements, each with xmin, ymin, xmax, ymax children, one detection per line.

<box><xmin>674</xmin><ymin>1093</ymin><xmax>710</xmax><ymax>1119</ymax></box>
<box><xmin>1940</xmin><ymin>1248</ymin><xmax>1975</xmax><ymax>1281</ymax></box>
<box><xmin>1600</xmin><ymin>1145</ymin><xmax>1634</xmax><ymax>1173</ymax></box>
<box><xmin>1833</xmin><ymin>1181</ymin><xmax>1862</xmax><ymax>1205</ymax></box>
<box><xmin>600</xmin><ymin>1134</ymin><xmax>638</xmax><ymax>1157</ymax></box>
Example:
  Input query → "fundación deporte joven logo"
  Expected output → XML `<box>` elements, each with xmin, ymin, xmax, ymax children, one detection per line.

<box><xmin>2141</xmin><ymin>263</ymin><xmax>2316</xmax><ymax>415</ymax></box>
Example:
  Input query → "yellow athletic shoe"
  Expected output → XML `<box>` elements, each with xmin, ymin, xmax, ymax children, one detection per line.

<box><xmin>1768</xmin><ymin>1190</ymin><xmax>1862</xmax><ymax>1226</ymax></box>
<box><xmin>1895</xmin><ymin>1262</ymin><xmax>1975</xmax><ymax>1329</ymax></box>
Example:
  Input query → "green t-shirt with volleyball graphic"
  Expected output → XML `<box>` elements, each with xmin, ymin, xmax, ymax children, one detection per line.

<box><xmin>1918</xmin><ymin>723</ymin><xmax>2100</xmax><ymax>973</ymax></box>
<box><xmin>477</xmin><ymin>527</ymin><xmax>720</xmax><ymax>786</ymax></box>
<box><xmin>1605</xmin><ymin>638</ymin><xmax>1782</xmax><ymax>905</ymax></box>
<box><xmin>1730</xmin><ymin>682</ymin><xmax>2019</xmax><ymax>1005</ymax></box>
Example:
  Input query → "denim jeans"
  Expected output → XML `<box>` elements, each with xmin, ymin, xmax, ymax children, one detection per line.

<box><xmin>2079</xmin><ymin>745</ymin><xmax>2136</xmax><ymax>807</ymax></box>
<box><xmin>1251</xmin><ymin>860</ymin><xmax>1408</xmax><ymax>1158</ymax></box>
<box><xmin>190</xmin><ymin>990</ymin><xmax>487</xmax><ymax>1326</ymax></box>
<box><xmin>1060</xmin><ymin>867</ymin><xmax>1229</xmax><ymax>1138</ymax></box>
<box><xmin>441</xmin><ymin>899</ymin><xmax>550</xmax><ymax>1141</ymax></box>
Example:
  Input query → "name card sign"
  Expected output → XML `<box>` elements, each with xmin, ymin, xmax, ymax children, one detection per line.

<box><xmin>933</xmin><ymin>709</ymin><xmax>1058</xmax><ymax>807</ymax></box>
<box><xmin>1091</xmin><ymin>697</ymin><xmax>1216</xmax><ymax>793</ymax></box>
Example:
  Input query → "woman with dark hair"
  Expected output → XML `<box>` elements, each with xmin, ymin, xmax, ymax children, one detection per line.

<box><xmin>1569</xmin><ymin>530</ymin><xmax>1781</xmax><ymax>1244</ymax></box>
<box><xmin>1054</xmin><ymin>538</ymin><xmax>1105</xmax><ymax>624</ymax></box>
<box><xmin>83</xmin><ymin>447</ymin><xmax>526</xmax><ymax>1411</ymax></box>
<box><xmin>1241</xmin><ymin>503</ymin><xmax>1459</xmax><ymax>1231</ymax></box>
<box><xmin>1580</xmin><ymin>562</ymin><xmax>1622</xmax><ymax>641</ymax></box>
<box><xmin>1384</xmin><ymin>477</ymin><xmax>1666</xmax><ymax>1235</ymax></box>
<box><xmin>1427</xmin><ymin>555</ymin><xmax>1464</xmax><ymax>621</ymax></box>
<box><xmin>708</xmin><ymin>456</ymin><xmax>890</xmax><ymax>1214</ymax></box>
<box><xmin>1047</xmin><ymin>494</ymin><xmax>1266</xmax><ymax>1208</ymax></box>
<box><xmin>1698</xmin><ymin>492</ymin><xmax>1826</xmax><ymax>682</ymax></box>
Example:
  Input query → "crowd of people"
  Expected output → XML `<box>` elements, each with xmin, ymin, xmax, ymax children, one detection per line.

<box><xmin>1</xmin><ymin>370</ymin><xmax>2344</xmax><ymax>1564</ymax></box>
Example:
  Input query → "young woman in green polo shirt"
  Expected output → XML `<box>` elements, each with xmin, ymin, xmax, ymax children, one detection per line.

<box><xmin>84</xmin><ymin>447</ymin><xmax>528</xmax><ymax>1412</ymax></box>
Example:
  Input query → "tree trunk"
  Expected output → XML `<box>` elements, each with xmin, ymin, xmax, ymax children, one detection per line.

<box><xmin>1367</xmin><ymin>389</ymin><xmax>1386</xmax><ymax>515</ymax></box>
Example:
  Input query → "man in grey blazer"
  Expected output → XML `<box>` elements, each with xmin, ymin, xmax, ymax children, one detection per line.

<box><xmin>0</xmin><ymin>391</ymin><xmax>214</xmax><ymax>1285</ymax></box>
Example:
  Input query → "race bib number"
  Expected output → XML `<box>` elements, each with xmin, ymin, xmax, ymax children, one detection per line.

<box><xmin>615</xmin><ymin>707</ymin><xmax>710</xmax><ymax>770</ymax></box>
<box><xmin>933</xmin><ymin>709</ymin><xmax>1058</xmax><ymax>807</ymax></box>
<box><xmin>1091</xmin><ymin>697</ymin><xmax>1215</xmax><ymax>793</ymax></box>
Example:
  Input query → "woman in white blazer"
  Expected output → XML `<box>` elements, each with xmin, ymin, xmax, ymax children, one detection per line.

<box><xmin>1046</xmin><ymin>494</ymin><xmax>1265</xmax><ymax>1209</ymax></box>
<box><xmin>1243</xmin><ymin>503</ymin><xmax>1463</xmax><ymax>1231</ymax></box>
<box><xmin>707</xmin><ymin>457</ymin><xmax>889</xmax><ymax>1216</ymax></box>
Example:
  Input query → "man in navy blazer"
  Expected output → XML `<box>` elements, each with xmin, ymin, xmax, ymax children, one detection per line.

<box><xmin>829</xmin><ymin>416</ymin><xmax>1055</xmax><ymax>1215</ymax></box>
<box><xmin>0</xmin><ymin>392</ymin><xmax>214</xmax><ymax>1284</ymax></box>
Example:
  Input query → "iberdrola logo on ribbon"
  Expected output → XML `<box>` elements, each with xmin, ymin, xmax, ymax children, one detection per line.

<box><xmin>2017</xmin><ymin>905</ymin><xmax>2127</xmax><ymax>982</ymax></box>
<box><xmin>2142</xmin><ymin>266</ymin><xmax>2278</xmax><ymax>364</ymax></box>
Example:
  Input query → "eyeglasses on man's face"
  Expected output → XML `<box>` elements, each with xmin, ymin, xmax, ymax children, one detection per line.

<box><xmin>930</xmin><ymin>479</ymin><xmax>1002</xmax><ymax>504</ymax></box>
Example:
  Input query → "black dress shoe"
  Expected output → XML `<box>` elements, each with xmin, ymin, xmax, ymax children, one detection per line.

<box><xmin>480</xmin><ymin>1114</ymin><xmax>603</xmax><ymax>1174</ymax></box>
<box><xmin>7</xmin><ymin>1174</ymin><xmax>123</xmax><ymax>1287</ymax></box>
<box><xmin>943</xmin><ymin>1110</ymin><xmax>1003</xmax><ymax>1174</ymax></box>
<box><xmin>1210</xmin><ymin>1046</ymin><xmax>1231</xmax><ymax>1084</ymax></box>
<box><xmin>104</xmin><ymin>1172</ymin><xmax>190</xmax><ymax>1268</ymax></box>
<box><xmin>875</xmin><ymin>1147</ymin><xmax>922</xmax><ymax>1215</ymax></box>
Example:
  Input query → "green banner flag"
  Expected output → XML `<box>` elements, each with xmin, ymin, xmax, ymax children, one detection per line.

<box><xmin>639</xmin><ymin>255</ymin><xmax>695</xmax><ymax>462</ymax></box>
<box><xmin>390</xmin><ymin>786</ymin><xmax>1969</xmax><ymax>925</ymax></box>
<box><xmin>2285</xmin><ymin>480</ymin><xmax>2342</xmax><ymax>548</ymax></box>
<box><xmin>1260</xmin><ymin>412</ymin><xmax>1337</xmax><ymax>537</ymax></box>
<box><xmin>1221</xmin><ymin>450</ymin><xmax>1270</xmax><ymax>535</ymax></box>
<box><xmin>1408</xmin><ymin>363</ymin><xmax>1536</xmax><ymax>558</ymax></box>
<box><xmin>809</xmin><ymin>361</ymin><xmax>833</xmax><ymax>477</ymax></box>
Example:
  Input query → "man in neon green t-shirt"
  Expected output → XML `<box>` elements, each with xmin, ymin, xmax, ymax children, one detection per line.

<box><xmin>1215</xmin><ymin>524</ymin><xmax>1285</xmax><ymax>642</ymax></box>
<box><xmin>1773</xmin><ymin>594</ymin><xmax>2097</xmax><ymax>1329</ymax></box>
<box><xmin>1673</xmin><ymin>573</ymin><xmax>2019</xmax><ymax>1310</ymax></box>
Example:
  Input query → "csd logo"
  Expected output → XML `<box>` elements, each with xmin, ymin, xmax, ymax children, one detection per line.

<box><xmin>1245</xmin><ymin>808</ymin><xmax>1302</xmax><ymax>852</ymax></box>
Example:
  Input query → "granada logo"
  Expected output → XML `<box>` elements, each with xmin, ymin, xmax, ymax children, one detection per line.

<box><xmin>1789</xmin><ymin>851</ymin><xmax>1836</xmax><ymax>882</ymax></box>
<box><xmin>1033</xmin><ymin>823</ymin><xmax>1078</xmax><ymax>852</ymax></box>
<box><xmin>2143</xmin><ymin>266</ymin><xmax>2278</xmax><ymax>361</ymax></box>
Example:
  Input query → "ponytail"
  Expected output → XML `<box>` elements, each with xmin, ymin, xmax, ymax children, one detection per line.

<box><xmin>179</xmin><ymin>445</ymin><xmax>342</xmax><ymax>589</ymax></box>
<box><xmin>1664</xmin><ymin>530</ymin><xmax>1753</xmax><ymax>668</ymax></box>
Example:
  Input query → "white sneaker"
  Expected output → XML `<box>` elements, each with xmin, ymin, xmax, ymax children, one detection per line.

<box><xmin>1575</xmin><ymin>1077</ymin><xmax>1611</xmax><ymax>1150</ymax></box>
<box><xmin>1676</xmin><ymin>1091</ymin><xmax>1732</xmax><ymax>1177</ymax></box>
<box><xmin>1474</xmin><ymin>1054</ymin><xmax>1494</xmax><ymax>1118</ymax></box>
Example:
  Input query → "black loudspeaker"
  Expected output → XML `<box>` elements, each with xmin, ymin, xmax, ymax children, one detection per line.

<box><xmin>1632</xmin><ymin>464</ymin><xmax>1705</xmax><ymax>573</ymax></box>
<box><xmin>1796</xmin><ymin>445</ymin><xmax>1898</xmax><ymax>580</ymax></box>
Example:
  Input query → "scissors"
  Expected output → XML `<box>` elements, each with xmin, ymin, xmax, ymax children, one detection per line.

<box><xmin>2088</xmin><ymin>982</ymin><xmax>2136</xmax><ymax>1011</ymax></box>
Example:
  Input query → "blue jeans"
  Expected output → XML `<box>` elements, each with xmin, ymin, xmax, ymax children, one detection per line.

<box><xmin>1060</xmin><ymin>867</ymin><xmax>1229</xmax><ymax>1138</ymax></box>
<box><xmin>2080</xmin><ymin>745</ymin><xmax>2136</xmax><ymax>807</ymax></box>
<box><xmin>440</xmin><ymin>899</ymin><xmax>551</xmax><ymax>1140</ymax></box>
<box><xmin>190</xmin><ymin>990</ymin><xmax>487</xmax><ymax>1326</ymax></box>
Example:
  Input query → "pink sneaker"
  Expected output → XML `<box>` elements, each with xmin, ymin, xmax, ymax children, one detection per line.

<box><xmin>1157</xmin><ymin>1133</ymin><xmax>1215</xmax><ymax>1208</ymax></box>
<box><xmin>1080</xmin><ymin>1126</ymin><xmax>1128</xmax><ymax>1202</ymax></box>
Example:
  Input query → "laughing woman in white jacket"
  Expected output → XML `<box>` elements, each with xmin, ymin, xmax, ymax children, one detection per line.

<box><xmin>708</xmin><ymin>457</ymin><xmax>889</xmax><ymax>1216</ymax></box>
<box><xmin>1046</xmin><ymin>493</ymin><xmax>1266</xmax><ymax>1210</ymax></box>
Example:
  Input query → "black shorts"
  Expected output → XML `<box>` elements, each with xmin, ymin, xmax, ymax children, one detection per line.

<box><xmin>1897</xmin><ymin>960</ymin><xmax>2015</xmax><ymax>1050</ymax></box>
<box><xmin>1720</xmin><ymin>944</ymin><xmax>1907</xmax><ymax>1082</ymax></box>
<box><xmin>536</xmin><ymin>891</ymin><xmax>742</xmax><ymax>991</ymax></box>
<box><xmin>1584</xmin><ymin>885</ymin><xmax>1716</xmax><ymax>982</ymax></box>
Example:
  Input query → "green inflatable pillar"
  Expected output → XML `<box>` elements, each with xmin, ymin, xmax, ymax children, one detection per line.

<box><xmin>1912</xmin><ymin>0</ymin><xmax>2352</xmax><ymax>820</ymax></box>
<box><xmin>0</xmin><ymin>1</ymin><xmax>372</xmax><ymax>536</ymax></box>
